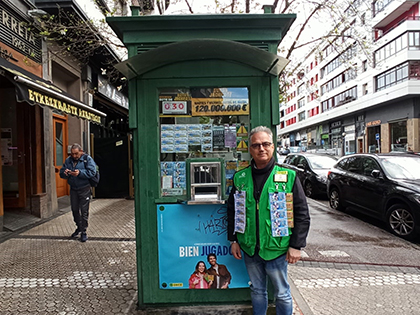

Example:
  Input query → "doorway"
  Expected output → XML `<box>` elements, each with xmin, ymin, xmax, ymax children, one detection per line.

<box><xmin>1</xmin><ymin>88</ymin><xmax>27</xmax><ymax>209</ymax></box>
<box><xmin>53</xmin><ymin>114</ymin><xmax>68</xmax><ymax>197</ymax></box>
<box><xmin>357</xmin><ymin>137</ymin><xmax>364</xmax><ymax>153</ymax></box>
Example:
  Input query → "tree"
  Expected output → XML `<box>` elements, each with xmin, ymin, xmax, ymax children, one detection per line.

<box><xmin>27</xmin><ymin>3</ymin><xmax>128</xmax><ymax>87</ymax></box>
<box><xmin>163</xmin><ymin>0</ymin><xmax>373</xmax><ymax>103</ymax></box>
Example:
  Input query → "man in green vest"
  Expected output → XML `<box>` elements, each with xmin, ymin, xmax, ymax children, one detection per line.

<box><xmin>227</xmin><ymin>126</ymin><xmax>310</xmax><ymax>315</ymax></box>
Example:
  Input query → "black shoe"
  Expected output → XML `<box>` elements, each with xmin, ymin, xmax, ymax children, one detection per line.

<box><xmin>71</xmin><ymin>229</ymin><xmax>80</xmax><ymax>238</ymax></box>
<box><xmin>80</xmin><ymin>232</ymin><xmax>88</xmax><ymax>242</ymax></box>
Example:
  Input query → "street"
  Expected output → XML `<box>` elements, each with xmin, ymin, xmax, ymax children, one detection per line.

<box><xmin>302</xmin><ymin>197</ymin><xmax>420</xmax><ymax>266</ymax></box>
<box><xmin>1</xmin><ymin>197</ymin><xmax>420</xmax><ymax>314</ymax></box>
<box><xmin>288</xmin><ymin>197</ymin><xmax>420</xmax><ymax>315</ymax></box>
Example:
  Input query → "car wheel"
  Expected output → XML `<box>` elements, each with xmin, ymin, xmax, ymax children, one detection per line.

<box><xmin>386</xmin><ymin>204</ymin><xmax>417</xmax><ymax>241</ymax></box>
<box><xmin>329</xmin><ymin>188</ymin><xmax>343</xmax><ymax>211</ymax></box>
<box><xmin>304</xmin><ymin>181</ymin><xmax>313</xmax><ymax>198</ymax></box>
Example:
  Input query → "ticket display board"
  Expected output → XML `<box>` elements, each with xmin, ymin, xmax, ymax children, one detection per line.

<box><xmin>159</xmin><ymin>87</ymin><xmax>251</xmax><ymax>199</ymax></box>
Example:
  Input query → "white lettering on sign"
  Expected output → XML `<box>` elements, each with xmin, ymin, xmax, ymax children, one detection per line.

<box><xmin>162</xmin><ymin>101</ymin><xmax>187</xmax><ymax>115</ymax></box>
<box><xmin>179</xmin><ymin>246</ymin><xmax>199</xmax><ymax>257</ymax></box>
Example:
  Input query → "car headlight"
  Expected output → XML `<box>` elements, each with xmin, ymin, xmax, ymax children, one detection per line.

<box><xmin>316</xmin><ymin>175</ymin><xmax>327</xmax><ymax>184</ymax></box>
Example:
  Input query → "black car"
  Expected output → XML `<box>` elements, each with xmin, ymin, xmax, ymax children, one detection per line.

<box><xmin>281</xmin><ymin>153</ymin><xmax>338</xmax><ymax>198</ymax></box>
<box><xmin>327</xmin><ymin>153</ymin><xmax>420</xmax><ymax>241</ymax></box>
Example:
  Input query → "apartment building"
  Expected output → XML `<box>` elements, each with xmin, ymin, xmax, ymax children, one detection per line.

<box><xmin>278</xmin><ymin>0</ymin><xmax>420</xmax><ymax>156</ymax></box>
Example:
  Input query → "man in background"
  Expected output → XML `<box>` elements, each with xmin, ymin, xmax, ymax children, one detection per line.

<box><xmin>60</xmin><ymin>143</ymin><xmax>97</xmax><ymax>242</ymax></box>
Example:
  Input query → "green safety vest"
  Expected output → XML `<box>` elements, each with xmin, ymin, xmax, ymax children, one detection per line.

<box><xmin>233</xmin><ymin>164</ymin><xmax>296</xmax><ymax>260</ymax></box>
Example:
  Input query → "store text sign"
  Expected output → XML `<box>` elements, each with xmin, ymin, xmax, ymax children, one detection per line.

<box><xmin>28</xmin><ymin>89</ymin><xmax>102</xmax><ymax>123</ymax></box>
<box><xmin>192</xmin><ymin>98</ymin><xmax>249</xmax><ymax>116</ymax></box>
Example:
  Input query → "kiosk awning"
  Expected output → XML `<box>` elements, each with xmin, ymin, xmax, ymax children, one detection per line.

<box><xmin>0</xmin><ymin>58</ymin><xmax>106</xmax><ymax>124</ymax></box>
<box><xmin>116</xmin><ymin>39</ymin><xmax>289</xmax><ymax>80</ymax></box>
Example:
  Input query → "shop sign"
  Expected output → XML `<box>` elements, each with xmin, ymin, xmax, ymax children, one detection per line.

<box><xmin>28</xmin><ymin>89</ymin><xmax>102</xmax><ymax>123</ymax></box>
<box><xmin>366</xmin><ymin>120</ymin><xmax>381</xmax><ymax>127</ymax></box>
<box><xmin>344</xmin><ymin>125</ymin><xmax>355</xmax><ymax>133</ymax></box>
<box><xmin>0</xmin><ymin>47</ymin><xmax>17</xmax><ymax>62</ymax></box>
<box><xmin>0</xmin><ymin>2</ymin><xmax>42</xmax><ymax>63</ymax></box>
<box><xmin>330</xmin><ymin>121</ymin><xmax>341</xmax><ymax>128</ymax></box>
<box><xmin>97</xmin><ymin>74</ymin><xmax>129</xmax><ymax>109</ymax></box>
<box><xmin>162</xmin><ymin>101</ymin><xmax>187</xmax><ymax>114</ymax></box>
<box><xmin>321</xmin><ymin>134</ymin><xmax>329</xmax><ymax>139</ymax></box>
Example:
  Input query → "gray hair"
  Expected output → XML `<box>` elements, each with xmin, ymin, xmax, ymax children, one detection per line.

<box><xmin>249</xmin><ymin>126</ymin><xmax>273</xmax><ymax>142</ymax></box>
<box><xmin>71</xmin><ymin>143</ymin><xmax>83</xmax><ymax>151</ymax></box>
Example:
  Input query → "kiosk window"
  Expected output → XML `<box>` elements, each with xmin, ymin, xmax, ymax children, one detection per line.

<box><xmin>159</xmin><ymin>87</ymin><xmax>250</xmax><ymax>199</ymax></box>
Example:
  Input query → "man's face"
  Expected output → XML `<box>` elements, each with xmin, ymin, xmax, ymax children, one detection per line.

<box><xmin>208</xmin><ymin>255</ymin><xmax>217</xmax><ymax>266</ymax></box>
<box><xmin>249</xmin><ymin>132</ymin><xmax>274</xmax><ymax>166</ymax></box>
<box><xmin>71</xmin><ymin>148</ymin><xmax>83</xmax><ymax>161</ymax></box>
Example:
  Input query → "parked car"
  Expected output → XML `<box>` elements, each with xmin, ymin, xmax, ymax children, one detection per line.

<box><xmin>289</xmin><ymin>146</ymin><xmax>302</xmax><ymax>153</ymax></box>
<box><xmin>281</xmin><ymin>153</ymin><xmax>338</xmax><ymax>198</ymax></box>
<box><xmin>327</xmin><ymin>153</ymin><xmax>420</xmax><ymax>241</ymax></box>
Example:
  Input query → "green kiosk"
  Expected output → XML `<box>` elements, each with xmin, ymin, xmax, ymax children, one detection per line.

<box><xmin>107</xmin><ymin>7</ymin><xmax>296</xmax><ymax>309</ymax></box>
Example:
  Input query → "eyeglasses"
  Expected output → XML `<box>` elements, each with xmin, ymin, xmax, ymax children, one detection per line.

<box><xmin>250</xmin><ymin>142</ymin><xmax>273</xmax><ymax>149</ymax></box>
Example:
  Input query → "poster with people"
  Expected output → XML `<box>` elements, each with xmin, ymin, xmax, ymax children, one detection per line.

<box><xmin>157</xmin><ymin>203</ymin><xmax>249</xmax><ymax>289</ymax></box>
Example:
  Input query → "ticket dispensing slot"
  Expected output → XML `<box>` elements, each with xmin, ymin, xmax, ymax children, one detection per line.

<box><xmin>188</xmin><ymin>160</ymin><xmax>224</xmax><ymax>204</ymax></box>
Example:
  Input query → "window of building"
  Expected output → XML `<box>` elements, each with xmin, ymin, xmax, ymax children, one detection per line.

<box><xmin>390</xmin><ymin>120</ymin><xmax>408</xmax><ymax>152</ymax></box>
<box><xmin>362</xmin><ymin>83</ymin><xmax>368</xmax><ymax>95</ymax></box>
<box><xmin>297</xmin><ymin>84</ymin><xmax>304</xmax><ymax>95</ymax></box>
<box><xmin>298</xmin><ymin>98</ymin><xmax>305</xmax><ymax>109</ymax></box>
<box><xmin>362</xmin><ymin>60</ymin><xmax>367</xmax><ymax>72</ymax></box>
<box><xmin>298</xmin><ymin>111</ymin><xmax>305</xmax><ymax>121</ymax></box>
<box><xmin>376</xmin><ymin>62</ymin><xmax>411</xmax><ymax>91</ymax></box>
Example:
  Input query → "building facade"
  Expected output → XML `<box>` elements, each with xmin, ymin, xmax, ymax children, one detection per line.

<box><xmin>0</xmin><ymin>0</ymin><xmax>130</xmax><ymax>231</ymax></box>
<box><xmin>278</xmin><ymin>0</ymin><xmax>420</xmax><ymax>156</ymax></box>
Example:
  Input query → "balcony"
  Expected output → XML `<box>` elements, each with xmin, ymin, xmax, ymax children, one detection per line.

<box><xmin>374</xmin><ymin>16</ymin><xmax>420</xmax><ymax>41</ymax></box>
<box><xmin>372</xmin><ymin>0</ymin><xmax>420</xmax><ymax>29</ymax></box>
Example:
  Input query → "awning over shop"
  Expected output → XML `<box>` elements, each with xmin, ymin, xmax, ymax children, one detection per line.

<box><xmin>0</xmin><ymin>58</ymin><xmax>106</xmax><ymax>124</ymax></box>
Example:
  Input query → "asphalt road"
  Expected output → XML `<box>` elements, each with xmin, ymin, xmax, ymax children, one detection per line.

<box><xmin>304</xmin><ymin>197</ymin><xmax>420</xmax><ymax>267</ymax></box>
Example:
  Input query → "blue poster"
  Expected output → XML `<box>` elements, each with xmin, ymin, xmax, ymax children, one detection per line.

<box><xmin>157</xmin><ymin>204</ymin><xmax>249</xmax><ymax>289</ymax></box>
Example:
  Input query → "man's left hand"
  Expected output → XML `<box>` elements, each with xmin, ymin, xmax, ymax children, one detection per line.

<box><xmin>286</xmin><ymin>247</ymin><xmax>301</xmax><ymax>264</ymax></box>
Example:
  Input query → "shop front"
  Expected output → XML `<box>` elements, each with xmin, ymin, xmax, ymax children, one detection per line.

<box><xmin>330</xmin><ymin>120</ymin><xmax>343</xmax><ymax>156</ymax></box>
<box><xmin>0</xmin><ymin>56</ymin><xmax>105</xmax><ymax>227</ymax></box>
<box><xmin>366</xmin><ymin>119</ymin><xmax>381</xmax><ymax>153</ymax></box>
<box><xmin>108</xmin><ymin>12</ymin><xmax>295</xmax><ymax>307</ymax></box>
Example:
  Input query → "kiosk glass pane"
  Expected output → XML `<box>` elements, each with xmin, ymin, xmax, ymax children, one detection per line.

<box><xmin>159</xmin><ymin>87</ymin><xmax>250</xmax><ymax>198</ymax></box>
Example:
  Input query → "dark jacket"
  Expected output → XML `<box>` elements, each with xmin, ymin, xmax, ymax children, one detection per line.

<box><xmin>59</xmin><ymin>154</ymin><xmax>97</xmax><ymax>190</ymax></box>
<box><xmin>227</xmin><ymin>158</ymin><xmax>310</xmax><ymax>253</ymax></box>
<box><xmin>207</xmin><ymin>264</ymin><xmax>231</xmax><ymax>289</ymax></box>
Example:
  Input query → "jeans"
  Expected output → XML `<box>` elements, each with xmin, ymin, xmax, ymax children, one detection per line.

<box><xmin>70</xmin><ymin>186</ymin><xmax>91</xmax><ymax>232</ymax></box>
<box><xmin>244</xmin><ymin>252</ymin><xmax>293</xmax><ymax>315</ymax></box>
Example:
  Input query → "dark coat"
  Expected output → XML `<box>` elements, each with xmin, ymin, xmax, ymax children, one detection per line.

<box><xmin>207</xmin><ymin>264</ymin><xmax>231</xmax><ymax>289</ymax></box>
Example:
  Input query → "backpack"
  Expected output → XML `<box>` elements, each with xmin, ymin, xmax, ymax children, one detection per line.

<box><xmin>83</xmin><ymin>155</ymin><xmax>100</xmax><ymax>187</ymax></box>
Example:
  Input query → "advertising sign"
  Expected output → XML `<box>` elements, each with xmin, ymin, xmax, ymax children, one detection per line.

<box><xmin>157</xmin><ymin>204</ymin><xmax>249</xmax><ymax>289</ymax></box>
<box><xmin>191</xmin><ymin>87</ymin><xmax>249</xmax><ymax>116</ymax></box>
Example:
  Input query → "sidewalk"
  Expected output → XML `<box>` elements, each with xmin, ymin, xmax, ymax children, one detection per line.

<box><xmin>0</xmin><ymin>198</ymin><xmax>304</xmax><ymax>314</ymax></box>
<box><xmin>1</xmin><ymin>198</ymin><xmax>420</xmax><ymax>314</ymax></box>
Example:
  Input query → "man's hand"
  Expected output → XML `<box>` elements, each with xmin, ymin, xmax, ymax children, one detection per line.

<box><xmin>231</xmin><ymin>242</ymin><xmax>242</xmax><ymax>260</ymax></box>
<box><xmin>69</xmin><ymin>169</ymin><xmax>80</xmax><ymax>177</ymax></box>
<box><xmin>286</xmin><ymin>247</ymin><xmax>301</xmax><ymax>264</ymax></box>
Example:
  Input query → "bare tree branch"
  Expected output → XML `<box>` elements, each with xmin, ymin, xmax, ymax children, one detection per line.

<box><xmin>184</xmin><ymin>0</ymin><xmax>194</xmax><ymax>14</ymax></box>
